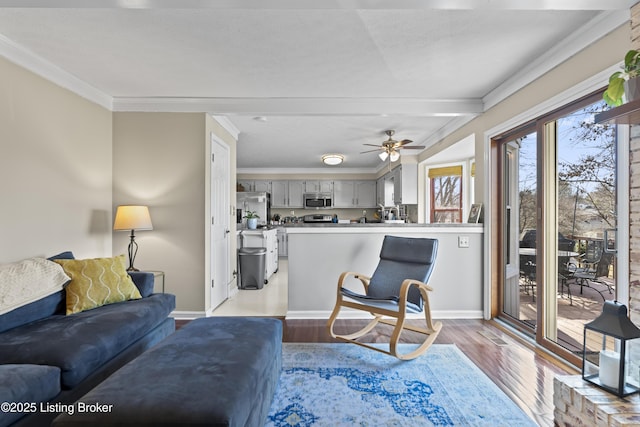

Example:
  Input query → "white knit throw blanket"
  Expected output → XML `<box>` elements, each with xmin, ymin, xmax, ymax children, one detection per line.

<box><xmin>0</xmin><ymin>257</ymin><xmax>70</xmax><ymax>315</ymax></box>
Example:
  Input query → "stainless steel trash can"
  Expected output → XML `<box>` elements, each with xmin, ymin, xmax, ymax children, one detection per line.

<box><xmin>238</xmin><ymin>247</ymin><xmax>267</xmax><ymax>289</ymax></box>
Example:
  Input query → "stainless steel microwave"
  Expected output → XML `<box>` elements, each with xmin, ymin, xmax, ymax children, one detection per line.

<box><xmin>303</xmin><ymin>192</ymin><xmax>332</xmax><ymax>209</ymax></box>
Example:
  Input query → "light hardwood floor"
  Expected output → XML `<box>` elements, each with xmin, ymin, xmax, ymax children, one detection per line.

<box><xmin>196</xmin><ymin>258</ymin><xmax>576</xmax><ymax>427</ymax></box>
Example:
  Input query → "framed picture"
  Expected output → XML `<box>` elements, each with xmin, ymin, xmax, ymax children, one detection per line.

<box><xmin>468</xmin><ymin>203</ymin><xmax>483</xmax><ymax>223</ymax></box>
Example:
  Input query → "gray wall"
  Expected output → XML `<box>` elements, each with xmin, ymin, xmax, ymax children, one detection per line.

<box><xmin>287</xmin><ymin>227</ymin><xmax>483</xmax><ymax>318</ymax></box>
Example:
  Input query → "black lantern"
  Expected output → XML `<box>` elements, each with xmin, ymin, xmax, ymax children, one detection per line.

<box><xmin>582</xmin><ymin>301</ymin><xmax>640</xmax><ymax>397</ymax></box>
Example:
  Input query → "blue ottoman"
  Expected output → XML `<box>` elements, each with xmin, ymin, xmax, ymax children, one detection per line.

<box><xmin>52</xmin><ymin>317</ymin><xmax>282</xmax><ymax>427</ymax></box>
<box><xmin>0</xmin><ymin>364</ymin><xmax>61</xmax><ymax>427</ymax></box>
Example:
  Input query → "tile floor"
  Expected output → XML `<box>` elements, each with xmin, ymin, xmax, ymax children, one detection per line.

<box><xmin>211</xmin><ymin>258</ymin><xmax>288</xmax><ymax>317</ymax></box>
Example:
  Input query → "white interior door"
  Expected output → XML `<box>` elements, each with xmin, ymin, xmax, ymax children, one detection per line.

<box><xmin>211</xmin><ymin>134</ymin><xmax>230</xmax><ymax>310</ymax></box>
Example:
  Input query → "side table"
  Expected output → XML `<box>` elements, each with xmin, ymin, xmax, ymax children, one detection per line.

<box><xmin>146</xmin><ymin>271</ymin><xmax>165</xmax><ymax>293</ymax></box>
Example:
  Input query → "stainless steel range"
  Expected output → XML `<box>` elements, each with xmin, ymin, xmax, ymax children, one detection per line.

<box><xmin>303</xmin><ymin>214</ymin><xmax>333</xmax><ymax>223</ymax></box>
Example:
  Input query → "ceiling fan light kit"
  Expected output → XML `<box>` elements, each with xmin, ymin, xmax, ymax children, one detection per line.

<box><xmin>322</xmin><ymin>154</ymin><xmax>344</xmax><ymax>166</ymax></box>
<box><xmin>361</xmin><ymin>129</ymin><xmax>425</xmax><ymax>164</ymax></box>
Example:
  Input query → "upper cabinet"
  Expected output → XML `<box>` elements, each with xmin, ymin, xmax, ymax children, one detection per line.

<box><xmin>237</xmin><ymin>180</ymin><xmax>272</xmax><ymax>193</ymax></box>
<box><xmin>271</xmin><ymin>180</ymin><xmax>304</xmax><ymax>208</ymax></box>
<box><xmin>376</xmin><ymin>174</ymin><xmax>395</xmax><ymax>206</ymax></box>
<box><xmin>377</xmin><ymin>164</ymin><xmax>417</xmax><ymax>206</ymax></box>
<box><xmin>334</xmin><ymin>180</ymin><xmax>377</xmax><ymax>208</ymax></box>
<box><xmin>392</xmin><ymin>165</ymin><xmax>418</xmax><ymax>205</ymax></box>
<box><xmin>304</xmin><ymin>180</ymin><xmax>334</xmax><ymax>194</ymax></box>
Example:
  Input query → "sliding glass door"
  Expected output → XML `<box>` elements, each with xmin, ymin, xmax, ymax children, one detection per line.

<box><xmin>497</xmin><ymin>91</ymin><xmax>618</xmax><ymax>362</ymax></box>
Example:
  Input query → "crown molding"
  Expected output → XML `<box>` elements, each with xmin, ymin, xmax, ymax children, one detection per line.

<box><xmin>112</xmin><ymin>96</ymin><xmax>483</xmax><ymax>116</ymax></box>
<box><xmin>211</xmin><ymin>115</ymin><xmax>240</xmax><ymax>140</ymax></box>
<box><xmin>483</xmin><ymin>9</ymin><xmax>629</xmax><ymax>111</ymax></box>
<box><xmin>0</xmin><ymin>0</ymin><xmax>630</xmax><ymax>10</ymax></box>
<box><xmin>0</xmin><ymin>7</ymin><xmax>627</xmax><ymax>120</ymax></box>
<box><xmin>0</xmin><ymin>34</ymin><xmax>112</xmax><ymax>110</ymax></box>
<box><xmin>236</xmin><ymin>167</ymin><xmax>377</xmax><ymax>174</ymax></box>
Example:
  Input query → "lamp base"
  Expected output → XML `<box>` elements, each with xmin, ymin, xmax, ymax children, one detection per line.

<box><xmin>127</xmin><ymin>230</ymin><xmax>139</xmax><ymax>272</ymax></box>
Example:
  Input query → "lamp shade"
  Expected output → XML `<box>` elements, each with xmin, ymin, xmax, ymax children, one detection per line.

<box><xmin>113</xmin><ymin>205</ymin><xmax>153</xmax><ymax>231</ymax></box>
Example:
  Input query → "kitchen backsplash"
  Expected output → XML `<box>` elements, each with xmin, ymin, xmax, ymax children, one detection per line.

<box><xmin>270</xmin><ymin>206</ymin><xmax>417</xmax><ymax>224</ymax></box>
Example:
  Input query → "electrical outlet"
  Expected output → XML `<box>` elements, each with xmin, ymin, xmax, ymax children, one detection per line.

<box><xmin>458</xmin><ymin>236</ymin><xmax>470</xmax><ymax>248</ymax></box>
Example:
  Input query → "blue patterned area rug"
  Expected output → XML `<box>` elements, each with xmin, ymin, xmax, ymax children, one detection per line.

<box><xmin>266</xmin><ymin>343</ymin><xmax>536</xmax><ymax>427</ymax></box>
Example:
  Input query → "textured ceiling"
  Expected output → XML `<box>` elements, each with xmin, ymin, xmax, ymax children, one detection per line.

<box><xmin>0</xmin><ymin>2</ymin><xmax>624</xmax><ymax>171</ymax></box>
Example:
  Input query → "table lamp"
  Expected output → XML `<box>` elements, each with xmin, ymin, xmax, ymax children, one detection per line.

<box><xmin>113</xmin><ymin>205</ymin><xmax>153</xmax><ymax>271</ymax></box>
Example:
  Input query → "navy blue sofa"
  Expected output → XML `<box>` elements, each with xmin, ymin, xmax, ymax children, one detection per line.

<box><xmin>0</xmin><ymin>253</ymin><xmax>175</xmax><ymax>427</ymax></box>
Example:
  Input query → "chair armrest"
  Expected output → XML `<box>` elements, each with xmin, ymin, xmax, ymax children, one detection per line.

<box><xmin>128</xmin><ymin>272</ymin><xmax>155</xmax><ymax>297</ymax></box>
<box><xmin>337</xmin><ymin>271</ymin><xmax>371</xmax><ymax>293</ymax></box>
<box><xmin>400</xmin><ymin>278</ymin><xmax>433</xmax><ymax>293</ymax></box>
<box><xmin>396</xmin><ymin>279</ymin><xmax>434</xmax><ymax>312</ymax></box>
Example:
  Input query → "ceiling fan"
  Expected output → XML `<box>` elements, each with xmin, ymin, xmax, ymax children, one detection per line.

<box><xmin>361</xmin><ymin>130</ymin><xmax>425</xmax><ymax>163</ymax></box>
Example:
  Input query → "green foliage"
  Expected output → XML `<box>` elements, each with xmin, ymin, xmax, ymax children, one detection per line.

<box><xmin>603</xmin><ymin>50</ymin><xmax>640</xmax><ymax>106</ymax></box>
<box><xmin>243</xmin><ymin>210</ymin><xmax>260</xmax><ymax>219</ymax></box>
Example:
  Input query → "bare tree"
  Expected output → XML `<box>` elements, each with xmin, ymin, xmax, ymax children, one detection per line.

<box><xmin>558</xmin><ymin>102</ymin><xmax>616</xmax><ymax>231</ymax></box>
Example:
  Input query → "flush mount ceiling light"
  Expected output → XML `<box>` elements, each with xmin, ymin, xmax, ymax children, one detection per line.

<box><xmin>322</xmin><ymin>154</ymin><xmax>344</xmax><ymax>166</ymax></box>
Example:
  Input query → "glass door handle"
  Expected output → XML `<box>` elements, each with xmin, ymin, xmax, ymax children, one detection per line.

<box><xmin>604</xmin><ymin>228</ymin><xmax>617</xmax><ymax>254</ymax></box>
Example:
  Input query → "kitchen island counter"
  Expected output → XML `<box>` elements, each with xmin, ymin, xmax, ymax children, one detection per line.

<box><xmin>286</xmin><ymin>225</ymin><xmax>484</xmax><ymax>319</ymax></box>
<box><xmin>284</xmin><ymin>223</ymin><xmax>482</xmax><ymax>232</ymax></box>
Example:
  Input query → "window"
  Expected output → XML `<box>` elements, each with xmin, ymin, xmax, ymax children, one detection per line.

<box><xmin>429</xmin><ymin>165</ymin><xmax>463</xmax><ymax>223</ymax></box>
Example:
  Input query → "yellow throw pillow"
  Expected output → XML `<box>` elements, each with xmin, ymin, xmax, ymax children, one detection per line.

<box><xmin>54</xmin><ymin>255</ymin><xmax>142</xmax><ymax>315</ymax></box>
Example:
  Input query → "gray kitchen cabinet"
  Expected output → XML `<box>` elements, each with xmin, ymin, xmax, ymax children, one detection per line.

<box><xmin>276</xmin><ymin>227</ymin><xmax>288</xmax><ymax>257</ymax></box>
<box><xmin>271</xmin><ymin>180</ymin><xmax>304</xmax><ymax>208</ymax></box>
<box><xmin>334</xmin><ymin>180</ymin><xmax>377</xmax><ymax>208</ymax></box>
<box><xmin>237</xmin><ymin>180</ymin><xmax>254</xmax><ymax>192</ymax></box>
<box><xmin>376</xmin><ymin>176</ymin><xmax>386</xmax><ymax>205</ymax></box>
<box><xmin>237</xmin><ymin>180</ymin><xmax>271</xmax><ymax>193</ymax></box>
<box><xmin>355</xmin><ymin>180</ymin><xmax>377</xmax><ymax>207</ymax></box>
<box><xmin>254</xmin><ymin>180</ymin><xmax>272</xmax><ymax>193</ymax></box>
<box><xmin>304</xmin><ymin>180</ymin><xmax>333</xmax><ymax>193</ymax></box>
<box><xmin>333</xmin><ymin>180</ymin><xmax>356</xmax><ymax>207</ymax></box>
<box><xmin>392</xmin><ymin>165</ymin><xmax>417</xmax><ymax>205</ymax></box>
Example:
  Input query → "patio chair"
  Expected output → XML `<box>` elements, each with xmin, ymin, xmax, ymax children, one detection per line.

<box><xmin>519</xmin><ymin>258</ymin><xmax>536</xmax><ymax>302</ymax></box>
<box><xmin>327</xmin><ymin>235</ymin><xmax>441</xmax><ymax>360</ymax></box>
<box><xmin>570</xmin><ymin>240</ymin><xmax>614</xmax><ymax>300</ymax></box>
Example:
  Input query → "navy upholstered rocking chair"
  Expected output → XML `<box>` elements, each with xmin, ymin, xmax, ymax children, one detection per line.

<box><xmin>327</xmin><ymin>235</ymin><xmax>441</xmax><ymax>360</ymax></box>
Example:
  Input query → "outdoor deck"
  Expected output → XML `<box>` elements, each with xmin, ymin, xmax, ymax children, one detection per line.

<box><xmin>519</xmin><ymin>275</ymin><xmax>614</xmax><ymax>353</ymax></box>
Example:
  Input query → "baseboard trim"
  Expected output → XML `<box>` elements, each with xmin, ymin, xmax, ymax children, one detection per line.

<box><xmin>173</xmin><ymin>309</ymin><xmax>483</xmax><ymax>320</ymax></box>
<box><xmin>285</xmin><ymin>309</ymin><xmax>483</xmax><ymax>320</ymax></box>
<box><xmin>171</xmin><ymin>310</ymin><xmax>206</xmax><ymax>320</ymax></box>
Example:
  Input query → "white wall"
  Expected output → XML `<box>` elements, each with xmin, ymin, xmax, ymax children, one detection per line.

<box><xmin>0</xmin><ymin>57</ymin><xmax>113</xmax><ymax>263</ymax></box>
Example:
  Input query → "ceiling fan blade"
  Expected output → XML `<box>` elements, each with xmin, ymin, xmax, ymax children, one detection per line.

<box><xmin>360</xmin><ymin>149</ymin><xmax>383</xmax><ymax>154</ymax></box>
<box><xmin>396</xmin><ymin>139</ymin><xmax>413</xmax><ymax>146</ymax></box>
<box><xmin>362</xmin><ymin>143</ymin><xmax>383</xmax><ymax>147</ymax></box>
<box><xmin>398</xmin><ymin>145</ymin><xmax>425</xmax><ymax>150</ymax></box>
